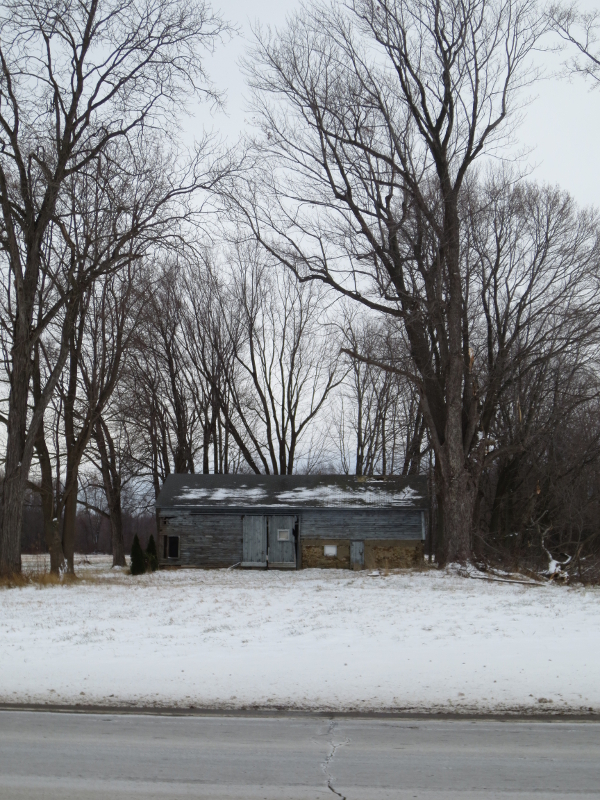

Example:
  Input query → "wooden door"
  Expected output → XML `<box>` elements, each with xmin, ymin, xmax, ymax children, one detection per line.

<box><xmin>350</xmin><ymin>540</ymin><xmax>364</xmax><ymax>567</ymax></box>
<box><xmin>242</xmin><ymin>516</ymin><xmax>267</xmax><ymax>568</ymax></box>
<box><xmin>267</xmin><ymin>515</ymin><xmax>297</xmax><ymax>569</ymax></box>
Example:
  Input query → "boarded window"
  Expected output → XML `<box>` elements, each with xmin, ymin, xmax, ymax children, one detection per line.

<box><xmin>167</xmin><ymin>535</ymin><xmax>180</xmax><ymax>559</ymax></box>
<box><xmin>277</xmin><ymin>529</ymin><xmax>290</xmax><ymax>542</ymax></box>
<box><xmin>324</xmin><ymin>545</ymin><xmax>337</xmax><ymax>557</ymax></box>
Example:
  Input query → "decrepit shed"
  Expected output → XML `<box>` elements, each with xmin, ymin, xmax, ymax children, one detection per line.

<box><xmin>155</xmin><ymin>474</ymin><xmax>428</xmax><ymax>571</ymax></box>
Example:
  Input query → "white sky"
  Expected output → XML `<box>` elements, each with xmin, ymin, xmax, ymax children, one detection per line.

<box><xmin>200</xmin><ymin>0</ymin><xmax>600</xmax><ymax>209</ymax></box>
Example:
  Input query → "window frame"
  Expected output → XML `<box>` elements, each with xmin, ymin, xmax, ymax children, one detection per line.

<box><xmin>167</xmin><ymin>535</ymin><xmax>180</xmax><ymax>559</ymax></box>
<box><xmin>277</xmin><ymin>529</ymin><xmax>290</xmax><ymax>542</ymax></box>
<box><xmin>324</xmin><ymin>544</ymin><xmax>337</xmax><ymax>557</ymax></box>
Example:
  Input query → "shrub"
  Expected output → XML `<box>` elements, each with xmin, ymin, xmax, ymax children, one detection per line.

<box><xmin>130</xmin><ymin>534</ymin><xmax>146</xmax><ymax>575</ymax></box>
<box><xmin>146</xmin><ymin>534</ymin><xmax>158</xmax><ymax>572</ymax></box>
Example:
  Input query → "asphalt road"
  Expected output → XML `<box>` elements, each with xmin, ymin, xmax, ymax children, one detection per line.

<box><xmin>0</xmin><ymin>711</ymin><xmax>598</xmax><ymax>799</ymax></box>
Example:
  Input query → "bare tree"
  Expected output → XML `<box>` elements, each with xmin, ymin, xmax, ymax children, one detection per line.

<box><xmin>0</xmin><ymin>0</ymin><xmax>229</xmax><ymax>574</ymax></box>
<box><xmin>230</xmin><ymin>0</ymin><xmax>560</xmax><ymax>562</ymax></box>
<box><xmin>88</xmin><ymin>410</ymin><xmax>141</xmax><ymax>568</ymax></box>
<box><xmin>549</xmin><ymin>1</ymin><xmax>600</xmax><ymax>83</ymax></box>
<box><xmin>27</xmin><ymin>136</ymin><xmax>198</xmax><ymax>574</ymax></box>
<box><xmin>336</xmin><ymin>312</ymin><xmax>426</xmax><ymax>476</ymax></box>
<box><xmin>31</xmin><ymin>259</ymin><xmax>145</xmax><ymax>572</ymax></box>
<box><xmin>182</xmin><ymin>258</ymin><xmax>246</xmax><ymax>474</ymax></box>
<box><xmin>71</xmin><ymin>264</ymin><xmax>145</xmax><ymax>569</ymax></box>
<box><xmin>121</xmin><ymin>261</ymin><xmax>204</xmax><ymax>499</ymax></box>
<box><xmin>226</xmin><ymin>245</ymin><xmax>343</xmax><ymax>474</ymax></box>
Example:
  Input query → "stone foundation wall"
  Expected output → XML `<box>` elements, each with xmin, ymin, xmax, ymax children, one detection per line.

<box><xmin>301</xmin><ymin>538</ymin><xmax>423</xmax><ymax>569</ymax></box>
<box><xmin>364</xmin><ymin>540</ymin><xmax>423</xmax><ymax>570</ymax></box>
<box><xmin>301</xmin><ymin>539</ymin><xmax>351</xmax><ymax>569</ymax></box>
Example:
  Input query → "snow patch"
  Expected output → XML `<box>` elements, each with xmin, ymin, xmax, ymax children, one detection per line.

<box><xmin>174</xmin><ymin>486</ymin><xmax>268</xmax><ymax>503</ymax></box>
<box><xmin>275</xmin><ymin>485</ymin><xmax>422</xmax><ymax>507</ymax></box>
<box><xmin>170</xmin><ymin>483</ymin><xmax>423</xmax><ymax>508</ymax></box>
<box><xmin>1</xmin><ymin>556</ymin><xmax>598</xmax><ymax>714</ymax></box>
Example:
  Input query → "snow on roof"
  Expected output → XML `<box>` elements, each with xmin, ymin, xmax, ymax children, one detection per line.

<box><xmin>174</xmin><ymin>487</ymin><xmax>268</xmax><ymax>503</ymax></box>
<box><xmin>274</xmin><ymin>484</ymin><xmax>420</xmax><ymax>507</ymax></box>
<box><xmin>157</xmin><ymin>474</ymin><xmax>427</xmax><ymax>510</ymax></box>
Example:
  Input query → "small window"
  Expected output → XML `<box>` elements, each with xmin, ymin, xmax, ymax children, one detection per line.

<box><xmin>277</xmin><ymin>529</ymin><xmax>290</xmax><ymax>542</ymax></box>
<box><xmin>167</xmin><ymin>535</ymin><xmax>180</xmax><ymax>559</ymax></box>
<box><xmin>324</xmin><ymin>545</ymin><xmax>337</xmax><ymax>557</ymax></box>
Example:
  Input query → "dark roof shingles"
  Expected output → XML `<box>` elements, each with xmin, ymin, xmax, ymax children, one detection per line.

<box><xmin>156</xmin><ymin>474</ymin><xmax>427</xmax><ymax>510</ymax></box>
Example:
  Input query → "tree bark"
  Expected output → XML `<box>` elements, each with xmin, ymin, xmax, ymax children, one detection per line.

<box><xmin>35</xmin><ymin>425</ymin><xmax>65</xmax><ymax>574</ymax></box>
<box><xmin>0</xmin><ymin>326</ymin><xmax>35</xmax><ymax>574</ymax></box>
<box><xmin>62</xmin><ymin>467</ymin><xmax>78</xmax><ymax>574</ymax></box>
<box><xmin>95</xmin><ymin>420</ymin><xmax>126</xmax><ymax>568</ymax></box>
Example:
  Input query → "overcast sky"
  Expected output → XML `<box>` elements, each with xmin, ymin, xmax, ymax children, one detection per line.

<box><xmin>203</xmin><ymin>0</ymin><xmax>600</xmax><ymax>209</ymax></box>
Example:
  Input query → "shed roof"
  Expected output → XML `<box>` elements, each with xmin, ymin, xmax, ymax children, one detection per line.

<box><xmin>156</xmin><ymin>474</ymin><xmax>427</xmax><ymax>510</ymax></box>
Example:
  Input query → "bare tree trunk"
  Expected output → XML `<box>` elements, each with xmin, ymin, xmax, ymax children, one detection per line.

<box><xmin>109</xmin><ymin>498</ymin><xmax>125</xmax><ymax>569</ymax></box>
<box><xmin>35</xmin><ymin>425</ymin><xmax>65</xmax><ymax>574</ymax></box>
<box><xmin>0</xmin><ymin>326</ymin><xmax>33</xmax><ymax>574</ymax></box>
<box><xmin>95</xmin><ymin>420</ymin><xmax>126</xmax><ymax>568</ymax></box>
<box><xmin>62</xmin><ymin>467</ymin><xmax>78</xmax><ymax>574</ymax></box>
<box><xmin>32</xmin><ymin>337</ymin><xmax>65</xmax><ymax>573</ymax></box>
<box><xmin>428</xmin><ymin>191</ymin><xmax>477</xmax><ymax>563</ymax></box>
<box><xmin>202</xmin><ymin>422</ymin><xmax>211</xmax><ymax>474</ymax></box>
<box><xmin>438</xmin><ymin>461</ymin><xmax>476</xmax><ymax>565</ymax></box>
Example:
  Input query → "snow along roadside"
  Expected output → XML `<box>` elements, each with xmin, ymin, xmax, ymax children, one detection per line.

<box><xmin>1</xmin><ymin>559</ymin><xmax>598</xmax><ymax>714</ymax></box>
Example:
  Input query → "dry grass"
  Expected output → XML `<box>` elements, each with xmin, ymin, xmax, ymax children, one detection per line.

<box><xmin>0</xmin><ymin>571</ymin><xmax>62</xmax><ymax>588</ymax></box>
<box><xmin>1</xmin><ymin>553</ymin><xmax>438</xmax><ymax>589</ymax></box>
<box><xmin>0</xmin><ymin>554</ymin><xmax>132</xmax><ymax>589</ymax></box>
<box><xmin>0</xmin><ymin>565</ymin><xmax>76</xmax><ymax>588</ymax></box>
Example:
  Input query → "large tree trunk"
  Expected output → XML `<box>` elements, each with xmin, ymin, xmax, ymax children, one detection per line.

<box><xmin>437</xmin><ymin>462</ymin><xmax>476</xmax><ymax>565</ymax></box>
<box><xmin>422</xmin><ymin>190</ymin><xmax>477</xmax><ymax>566</ymax></box>
<box><xmin>0</xmin><ymin>333</ymin><xmax>33</xmax><ymax>575</ymax></box>
<box><xmin>0</xmin><ymin>461</ymin><xmax>25</xmax><ymax>576</ymax></box>
<box><xmin>3</xmin><ymin>290</ymin><xmax>80</xmax><ymax>577</ymax></box>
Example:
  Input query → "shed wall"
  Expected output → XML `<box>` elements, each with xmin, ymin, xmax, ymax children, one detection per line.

<box><xmin>157</xmin><ymin>507</ymin><xmax>425</xmax><ymax>569</ymax></box>
<box><xmin>300</xmin><ymin>509</ymin><xmax>423</xmax><ymax>540</ymax></box>
<box><xmin>159</xmin><ymin>512</ymin><xmax>242</xmax><ymax>568</ymax></box>
<box><xmin>301</xmin><ymin>539</ymin><xmax>423</xmax><ymax>569</ymax></box>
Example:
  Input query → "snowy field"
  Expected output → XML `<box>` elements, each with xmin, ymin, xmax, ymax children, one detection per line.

<box><xmin>1</xmin><ymin>555</ymin><xmax>599</xmax><ymax>714</ymax></box>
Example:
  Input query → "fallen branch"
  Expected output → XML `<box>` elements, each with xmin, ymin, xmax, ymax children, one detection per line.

<box><xmin>465</xmin><ymin>574</ymin><xmax>544</xmax><ymax>587</ymax></box>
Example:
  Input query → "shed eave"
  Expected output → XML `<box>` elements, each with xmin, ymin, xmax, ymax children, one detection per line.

<box><xmin>157</xmin><ymin>503</ymin><xmax>428</xmax><ymax>513</ymax></box>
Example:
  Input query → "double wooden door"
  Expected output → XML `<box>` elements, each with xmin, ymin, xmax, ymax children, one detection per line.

<box><xmin>241</xmin><ymin>515</ymin><xmax>297</xmax><ymax>569</ymax></box>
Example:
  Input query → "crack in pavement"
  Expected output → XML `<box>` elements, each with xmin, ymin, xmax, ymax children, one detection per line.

<box><xmin>321</xmin><ymin>720</ymin><xmax>350</xmax><ymax>800</ymax></box>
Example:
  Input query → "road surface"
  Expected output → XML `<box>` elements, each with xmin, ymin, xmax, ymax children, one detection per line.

<box><xmin>0</xmin><ymin>710</ymin><xmax>598</xmax><ymax>799</ymax></box>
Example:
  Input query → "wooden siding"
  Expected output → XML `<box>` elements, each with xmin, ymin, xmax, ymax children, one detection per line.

<box><xmin>300</xmin><ymin>510</ymin><xmax>423</xmax><ymax>541</ymax></box>
<box><xmin>350</xmin><ymin>540</ymin><xmax>364</xmax><ymax>566</ymax></box>
<box><xmin>268</xmin><ymin>515</ymin><xmax>297</xmax><ymax>566</ymax></box>
<box><xmin>158</xmin><ymin>512</ymin><xmax>242</xmax><ymax>568</ymax></box>
<box><xmin>242</xmin><ymin>515</ymin><xmax>267</xmax><ymax>566</ymax></box>
<box><xmin>157</xmin><ymin>507</ymin><xmax>424</xmax><ymax>569</ymax></box>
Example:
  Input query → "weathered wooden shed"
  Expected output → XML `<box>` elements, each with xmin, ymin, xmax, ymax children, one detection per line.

<box><xmin>155</xmin><ymin>474</ymin><xmax>428</xmax><ymax>571</ymax></box>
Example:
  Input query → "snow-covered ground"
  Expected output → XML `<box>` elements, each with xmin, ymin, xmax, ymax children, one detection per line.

<box><xmin>1</xmin><ymin>556</ymin><xmax>599</xmax><ymax>713</ymax></box>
